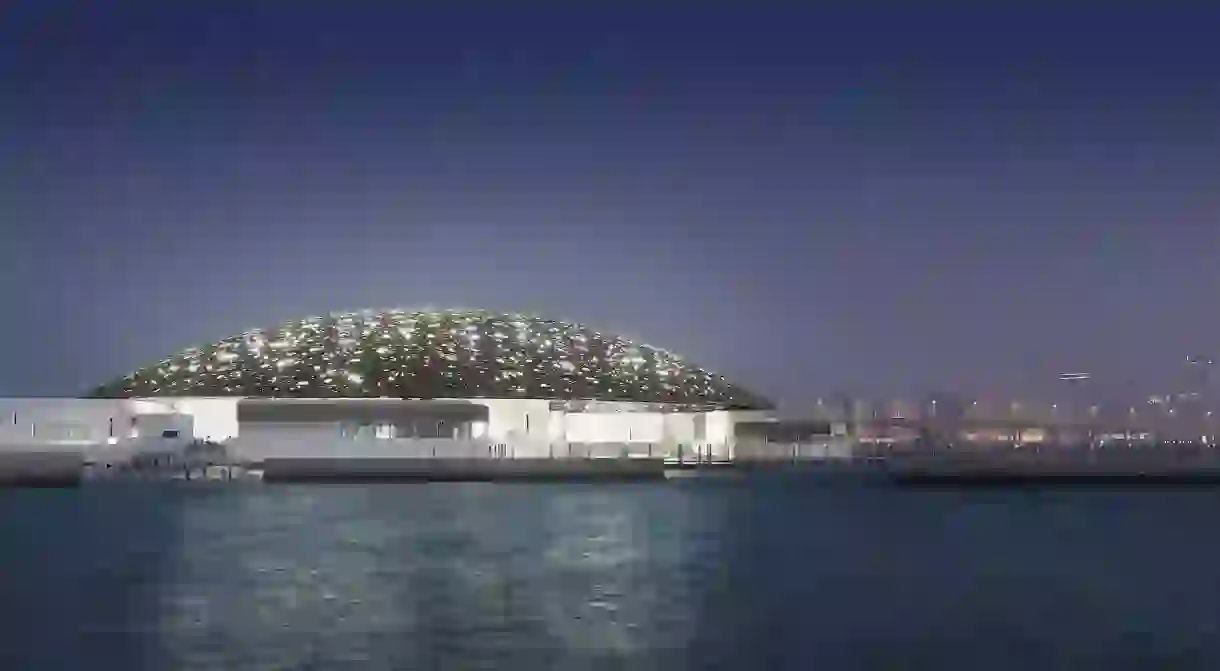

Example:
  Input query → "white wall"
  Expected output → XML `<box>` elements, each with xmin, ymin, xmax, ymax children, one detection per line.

<box><xmin>566</xmin><ymin>413</ymin><xmax>626</xmax><ymax>443</ymax></box>
<box><xmin>132</xmin><ymin>413</ymin><xmax>194</xmax><ymax>440</ymax></box>
<box><xmin>230</xmin><ymin>423</ymin><xmax>496</xmax><ymax>461</ymax></box>
<box><xmin>128</xmin><ymin>397</ymin><xmax>240</xmax><ymax>441</ymax></box>
<box><xmin>478</xmin><ymin>399</ymin><xmax>554</xmax><ymax>457</ymax></box>
<box><xmin>702</xmin><ymin>409</ymin><xmax>777</xmax><ymax>460</ymax></box>
<box><xmin>0</xmin><ymin>398</ymin><xmax>131</xmax><ymax>447</ymax></box>
<box><xmin>662</xmin><ymin>413</ymin><xmax>698</xmax><ymax>447</ymax></box>
<box><xmin>704</xmin><ymin>411</ymin><xmax>733</xmax><ymax>459</ymax></box>
<box><xmin>0</xmin><ymin>399</ymin><xmax>200</xmax><ymax>466</ymax></box>
<box><xmin>474</xmin><ymin>400</ymin><xmax>773</xmax><ymax>459</ymax></box>
<box><xmin>565</xmin><ymin>412</ymin><xmax>666</xmax><ymax>443</ymax></box>
<box><xmin>0</xmin><ymin>397</ymin><xmax>775</xmax><ymax>463</ymax></box>
<box><xmin>230</xmin><ymin>398</ymin><xmax>687</xmax><ymax>461</ymax></box>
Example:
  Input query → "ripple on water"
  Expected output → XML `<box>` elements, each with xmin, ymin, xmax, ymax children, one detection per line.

<box><xmin>6</xmin><ymin>483</ymin><xmax>1220</xmax><ymax>669</ymax></box>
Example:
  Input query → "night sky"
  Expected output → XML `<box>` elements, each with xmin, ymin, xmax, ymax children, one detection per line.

<box><xmin>3</xmin><ymin>3</ymin><xmax>1219</xmax><ymax>410</ymax></box>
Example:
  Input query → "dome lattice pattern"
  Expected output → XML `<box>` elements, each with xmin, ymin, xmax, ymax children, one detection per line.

<box><xmin>90</xmin><ymin>309</ymin><xmax>770</xmax><ymax>409</ymax></box>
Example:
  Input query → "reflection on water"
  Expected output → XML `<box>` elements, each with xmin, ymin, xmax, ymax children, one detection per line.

<box><xmin>538</xmin><ymin>488</ymin><xmax>706</xmax><ymax>661</ymax></box>
<box><xmin>5</xmin><ymin>484</ymin><xmax>724</xmax><ymax>669</ymax></box>
<box><xmin>5</xmin><ymin>478</ymin><xmax>1220</xmax><ymax>669</ymax></box>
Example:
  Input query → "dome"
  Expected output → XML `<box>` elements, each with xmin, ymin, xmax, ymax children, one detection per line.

<box><xmin>89</xmin><ymin>309</ymin><xmax>771</xmax><ymax>410</ymax></box>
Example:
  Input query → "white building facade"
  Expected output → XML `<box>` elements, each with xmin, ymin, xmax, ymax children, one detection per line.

<box><xmin>30</xmin><ymin>308</ymin><xmax>776</xmax><ymax>465</ymax></box>
<box><xmin>0</xmin><ymin>396</ymin><xmax>771</xmax><ymax>464</ymax></box>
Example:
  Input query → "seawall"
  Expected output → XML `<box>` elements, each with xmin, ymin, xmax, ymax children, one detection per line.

<box><xmin>885</xmin><ymin>448</ymin><xmax>1220</xmax><ymax>486</ymax></box>
<box><xmin>260</xmin><ymin>457</ymin><xmax>668</xmax><ymax>483</ymax></box>
<box><xmin>0</xmin><ymin>451</ymin><xmax>84</xmax><ymax>487</ymax></box>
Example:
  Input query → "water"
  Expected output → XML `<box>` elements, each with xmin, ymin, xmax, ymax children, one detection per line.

<box><xmin>3</xmin><ymin>477</ymin><xmax>1220</xmax><ymax>669</ymax></box>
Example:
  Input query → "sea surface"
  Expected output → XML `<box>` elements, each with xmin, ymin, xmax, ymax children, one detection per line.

<box><xmin>4</xmin><ymin>476</ymin><xmax>1220</xmax><ymax>669</ymax></box>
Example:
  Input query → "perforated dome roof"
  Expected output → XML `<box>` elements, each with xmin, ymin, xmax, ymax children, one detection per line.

<box><xmin>90</xmin><ymin>309</ymin><xmax>770</xmax><ymax>410</ymax></box>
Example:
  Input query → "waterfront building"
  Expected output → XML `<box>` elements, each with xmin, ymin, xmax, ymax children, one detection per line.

<box><xmin>1</xmin><ymin>308</ymin><xmax>1201</xmax><ymax>471</ymax></box>
<box><xmin>3</xmin><ymin>309</ymin><xmax>774</xmax><ymax>463</ymax></box>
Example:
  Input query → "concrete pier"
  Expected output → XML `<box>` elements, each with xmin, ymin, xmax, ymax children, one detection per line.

<box><xmin>260</xmin><ymin>457</ymin><xmax>668</xmax><ymax>483</ymax></box>
<box><xmin>0</xmin><ymin>451</ymin><xmax>84</xmax><ymax>487</ymax></box>
<box><xmin>885</xmin><ymin>447</ymin><xmax>1220</xmax><ymax>486</ymax></box>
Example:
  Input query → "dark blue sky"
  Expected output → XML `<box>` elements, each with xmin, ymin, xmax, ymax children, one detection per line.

<box><xmin>3</xmin><ymin>2</ymin><xmax>1219</xmax><ymax>409</ymax></box>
